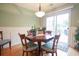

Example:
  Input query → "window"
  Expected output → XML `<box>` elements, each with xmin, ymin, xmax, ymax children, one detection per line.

<box><xmin>46</xmin><ymin>9</ymin><xmax>70</xmax><ymax>35</ymax></box>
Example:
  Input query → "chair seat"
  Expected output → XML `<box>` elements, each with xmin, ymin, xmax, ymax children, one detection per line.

<box><xmin>28</xmin><ymin>41</ymin><xmax>35</xmax><ymax>46</ymax></box>
<box><xmin>23</xmin><ymin>43</ymin><xmax>38</xmax><ymax>51</ymax></box>
<box><xmin>41</xmin><ymin>35</ymin><xmax>60</xmax><ymax>56</ymax></box>
<box><xmin>41</xmin><ymin>43</ymin><xmax>55</xmax><ymax>53</ymax></box>
<box><xmin>0</xmin><ymin>39</ymin><xmax>11</xmax><ymax>46</ymax></box>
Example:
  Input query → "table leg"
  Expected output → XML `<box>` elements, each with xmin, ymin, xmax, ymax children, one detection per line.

<box><xmin>9</xmin><ymin>41</ymin><xmax>11</xmax><ymax>49</ymax></box>
<box><xmin>0</xmin><ymin>46</ymin><xmax>1</xmax><ymax>56</ymax></box>
<box><xmin>38</xmin><ymin>42</ymin><xmax>41</xmax><ymax>56</ymax></box>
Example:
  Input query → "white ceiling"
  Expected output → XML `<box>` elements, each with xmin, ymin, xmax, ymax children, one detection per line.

<box><xmin>15</xmin><ymin>3</ymin><xmax>66</xmax><ymax>12</ymax></box>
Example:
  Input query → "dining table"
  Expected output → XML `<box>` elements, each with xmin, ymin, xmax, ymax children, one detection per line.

<box><xmin>26</xmin><ymin>34</ymin><xmax>54</xmax><ymax>56</ymax></box>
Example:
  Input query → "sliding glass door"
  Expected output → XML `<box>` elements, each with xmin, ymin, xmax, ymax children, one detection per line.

<box><xmin>46</xmin><ymin>16</ymin><xmax>56</xmax><ymax>35</ymax></box>
<box><xmin>57</xmin><ymin>13</ymin><xmax>69</xmax><ymax>36</ymax></box>
<box><xmin>46</xmin><ymin>13</ymin><xmax>69</xmax><ymax>36</ymax></box>
<box><xmin>46</xmin><ymin>11</ymin><xmax>70</xmax><ymax>52</ymax></box>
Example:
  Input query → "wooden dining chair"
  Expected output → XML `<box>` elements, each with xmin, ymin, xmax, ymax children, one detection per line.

<box><xmin>41</xmin><ymin>34</ymin><xmax>60</xmax><ymax>56</ymax></box>
<box><xmin>37</xmin><ymin>30</ymin><xmax>44</xmax><ymax>34</ymax></box>
<box><xmin>45</xmin><ymin>31</ymin><xmax>52</xmax><ymax>35</ymax></box>
<box><xmin>18</xmin><ymin>33</ymin><xmax>38</xmax><ymax>56</ymax></box>
<box><xmin>42</xmin><ymin>31</ymin><xmax>52</xmax><ymax>43</ymax></box>
<box><xmin>0</xmin><ymin>31</ymin><xmax>11</xmax><ymax>56</ymax></box>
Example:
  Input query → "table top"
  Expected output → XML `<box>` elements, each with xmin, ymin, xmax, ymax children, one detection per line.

<box><xmin>26</xmin><ymin>34</ymin><xmax>54</xmax><ymax>42</ymax></box>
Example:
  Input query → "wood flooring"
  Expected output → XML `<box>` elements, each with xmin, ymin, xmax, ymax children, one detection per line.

<box><xmin>1</xmin><ymin>44</ymin><xmax>67</xmax><ymax>56</ymax></box>
<box><xmin>0</xmin><ymin>44</ymin><xmax>37</xmax><ymax>56</ymax></box>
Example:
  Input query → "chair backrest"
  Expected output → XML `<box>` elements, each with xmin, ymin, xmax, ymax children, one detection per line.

<box><xmin>38</xmin><ymin>30</ymin><xmax>44</xmax><ymax>34</ymax></box>
<box><xmin>18</xmin><ymin>33</ymin><xmax>28</xmax><ymax>48</ymax></box>
<box><xmin>27</xmin><ymin>31</ymin><xmax>33</xmax><ymax>36</ymax></box>
<box><xmin>52</xmin><ymin>34</ymin><xmax>60</xmax><ymax>50</ymax></box>
<box><xmin>0</xmin><ymin>31</ymin><xmax>3</xmax><ymax>40</ymax></box>
<box><xmin>45</xmin><ymin>31</ymin><xmax>52</xmax><ymax>35</ymax></box>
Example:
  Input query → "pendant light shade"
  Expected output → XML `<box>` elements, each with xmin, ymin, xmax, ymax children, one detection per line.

<box><xmin>35</xmin><ymin>11</ymin><xmax>45</xmax><ymax>17</ymax></box>
<box><xmin>35</xmin><ymin>4</ymin><xmax>45</xmax><ymax>18</ymax></box>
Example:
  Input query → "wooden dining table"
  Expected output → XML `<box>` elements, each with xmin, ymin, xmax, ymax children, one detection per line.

<box><xmin>26</xmin><ymin>34</ymin><xmax>54</xmax><ymax>56</ymax></box>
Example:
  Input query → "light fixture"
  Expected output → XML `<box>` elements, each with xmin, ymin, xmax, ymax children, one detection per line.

<box><xmin>35</xmin><ymin>4</ymin><xmax>45</xmax><ymax>18</ymax></box>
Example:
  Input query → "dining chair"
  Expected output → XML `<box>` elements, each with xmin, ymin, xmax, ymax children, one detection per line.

<box><xmin>18</xmin><ymin>33</ymin><xmax>38</xmax><ymax>56</ymax></box>
<box><xmin>41</xmin><ymin>34</ymin><xmax>60</xmax><ymax>56</ymax></box>
<box><xmin>0</xmin><ymin>31</ymin><xmax>11</xmax><ymax>56</ymax></box>
<box><xmin>45</xmin><ymin>31</ymin><xmax>52</xmax><ymax>35</ymax></box>
<box><xmin>43</xmin><ymin>31</ymin><xmax>53</xmax><ymax>43</ymax></box>
<box><xmin>37</xmin><ymin>30</ymin><xmax>44</xmax><ymax>34</ymax></box>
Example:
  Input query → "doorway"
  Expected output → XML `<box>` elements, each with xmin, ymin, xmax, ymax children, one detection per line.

<box><xmin>46</xmin><ymin>12</ymin><xmax>70</xmax><ymax>52</ymax></box>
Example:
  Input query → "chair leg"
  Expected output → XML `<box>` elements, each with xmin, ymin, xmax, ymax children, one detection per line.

<box><xmin>56</xmin><ymin>52</ymin><xmax>57</xmax><ymax>56</ymax></box>
<box><xmin>26</xmin><ymin>52</ymin><xmax>28</xmax><ymax>56</ymax></box>
<box><xmin>41</xmin><ymin>49</ymin><xmax>43</xmax><ymax>56</ymax></box>
<box><xmin>22</xmin><ymin>51</ymin><xmax>25</xmax><ymax>56</ymax></box>
<box><xmin>0</xmin><ymin>46</ymin><xmax>1</xmax><ymax>56</ymax></box>
<box><xmin>33</xmin><ymin>51</ymin><xmax>36</xmax><ymax>55</ymax></box>
<box><xmin>52</xmin><ymin>53</ymin><xmax>54</xmax><ymax>56</ymax></box>
<box><xmin>9</xmin><ymin>41</ymin><xmax>11</xmax><ymax>49</ymax></box>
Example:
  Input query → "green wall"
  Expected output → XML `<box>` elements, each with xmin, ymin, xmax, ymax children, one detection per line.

<box><xmin>0</xmin><ymin>3</ymin><xmax>40</xmax><ymax>28</ymax></box>
<box><xmin>71</xmin><ymin>4</ymin><xmax>79</xmax><ymax>27</ymax></box>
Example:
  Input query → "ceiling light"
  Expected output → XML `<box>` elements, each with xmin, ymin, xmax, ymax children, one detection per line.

<box><xmin>35</xmin><ymin>4</ymin><xmax>45</xmax><ymax>18</ymax></box>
